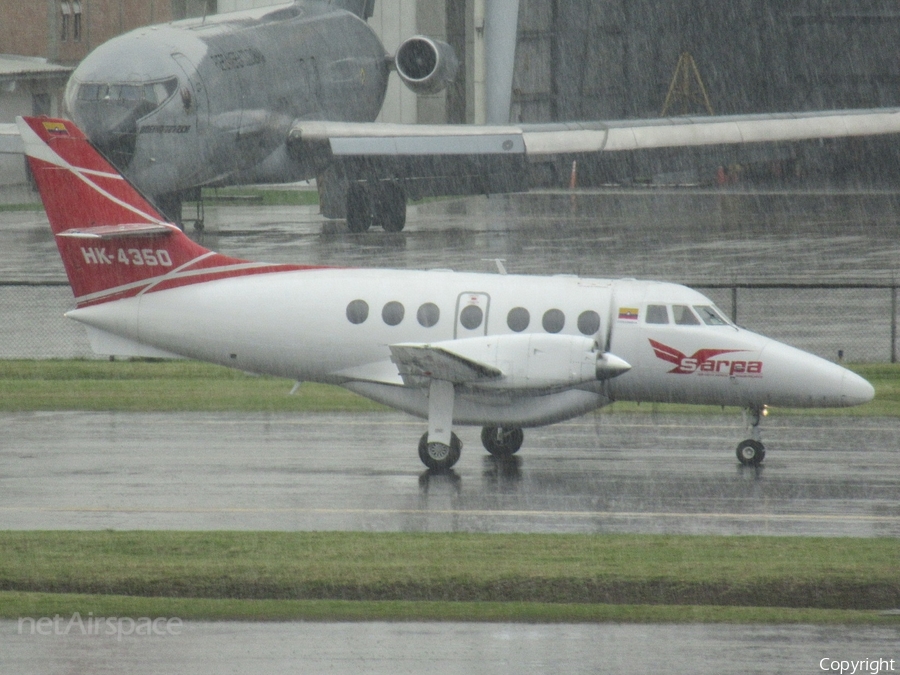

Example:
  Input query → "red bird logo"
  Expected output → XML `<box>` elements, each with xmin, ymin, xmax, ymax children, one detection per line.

<box><xmin>649</xmin><ymin>339</ymin><xmax>761</xmax><ymax>376</ymax></box>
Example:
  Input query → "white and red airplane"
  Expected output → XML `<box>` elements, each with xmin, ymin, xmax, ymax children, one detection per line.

<box><xmin>18</xmin><ymin>115</ymin><xmax>875</xmax><ymax>470</ymax></box>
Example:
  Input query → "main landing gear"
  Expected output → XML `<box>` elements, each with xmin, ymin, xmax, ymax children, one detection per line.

<box><xmin>417</xmin><ymin>426</ymin><xmax>526</xmax><ymax>470</ymax></box>
<box><xmin>346</xmin><ymin>182</ymin><xmax>407</xmax><ymax>233</ymax></box>
<box><xmin>481</xmin><ymin>426</ymin><xmax>524</xmax><ymax>458</ymax></box>
<box><xmin>418</xmin><ymin>432</ymin><xmax>462</xmax><ymax>471</ymax></box>
<box><xmin>736</xmin><ymin>406</ymin><xmax>766</xmax><ymax>466</ymax></box>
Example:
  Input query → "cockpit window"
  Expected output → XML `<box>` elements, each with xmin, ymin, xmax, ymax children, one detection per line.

<box><xmin>76</xmin><ymin>78</ymin><xmax>178</xmax><ymax>106</ymax></box>
<box><xmin>694</xmin><ymin>305</ymin><xmax>730</xmax><ymax>326</ymax></box>
<box><xmin>672</xmin><ymin>304</ymin><xmax>701</xmax><ymax>325</ymax></box>
<box><xmin>646</xmin><ymin>305</ymin><xmax>669</xmax><ymax>324</ymax></box>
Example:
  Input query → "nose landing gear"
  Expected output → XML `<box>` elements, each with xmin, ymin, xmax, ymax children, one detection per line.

<box><xmin>736</xmin><ymin>406</ymin><xmax>766</xmax><ymax>466</ymax></box>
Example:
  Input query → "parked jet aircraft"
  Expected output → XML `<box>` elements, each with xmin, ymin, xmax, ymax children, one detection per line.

<box><xmin>49</xmin><ymin>0</ymin><xmax>900</xmax><ymax>231</ymax></box>
<box><xmin>18</xmin><ymin>115</ymin><xmax>876</xmax><ymax>469</ymax></box>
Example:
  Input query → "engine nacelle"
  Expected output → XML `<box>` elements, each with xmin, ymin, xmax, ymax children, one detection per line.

<box><xmin>440</xmin><ymin>334</ymin><xmax>630</xmax><ymax>392</ymax></box>
<box><xmin>395</xmin><ymin>36</ymin><xmax>459</xmax><ymax>95</ymax></box>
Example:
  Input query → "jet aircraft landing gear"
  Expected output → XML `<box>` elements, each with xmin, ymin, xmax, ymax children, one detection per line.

<box><xmin>418</xmin><ymin>432</ymin><xmax>462</xmax><ymax>471</ymax></box>
<box><xmin>346</xmin><ymin>182</ymin><xmax>407</xmax><ymax>233</ymax></box>
<box><xmin>417</xmin><ymin>379</ymin><xmax>461</xmax><ymax>471</ymax></box>
<box><xmin>736</xmin><ymin>406</ymin><xmax>766</xmax><ymax>466</ymax></box>
<box><xmin>481</xmin><ymin>426</ymin><xmax>524</xmax><ymax>458</ymax></box>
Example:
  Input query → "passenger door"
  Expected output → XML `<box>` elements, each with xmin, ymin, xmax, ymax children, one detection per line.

<box><xmin>454</xmin><ymin>292</ymin><xmax>490</xmax><ymax>339</ymax></box>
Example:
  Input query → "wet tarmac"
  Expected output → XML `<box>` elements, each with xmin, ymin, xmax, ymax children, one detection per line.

<box><xmin>2</xmin><ymin>190</ymin><xmax>900</xmax><ymax>671</ymax></box>
<box><xmin>3</xmin><ymin>620</ymin><xmax>898</xmax><ymax>675</ymax></box>
<box><xmin>2</xmin><ymin>410</ymin><xmax>898</xmax><ymax>537</ymax></box>
<box><xmin>7</xmin><ymin>187</ymin><xmax>900</xmax><ymax>282</ymax></box>
<box><xmin>3</xmin><ymin>188</ymin><xmax>900</xmax><ymax>360</ymax></box>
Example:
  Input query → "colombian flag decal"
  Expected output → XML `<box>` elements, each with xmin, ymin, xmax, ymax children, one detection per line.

<box><xmin>618</xmin><ymin>307</ymin><xmax>639</xmax><ymax>321</ymax></box>
<box><xmin>42</xmin><ymin>121</ymin><xmax>69</xmax><ymax>135</ymax></box>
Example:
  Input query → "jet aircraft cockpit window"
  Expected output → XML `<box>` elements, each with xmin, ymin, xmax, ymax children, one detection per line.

<box><xmin>646</xmin><ymin>305</ymin><xmax>669</xmax><ymax>324</ymax></box>
<box><xmin>673</xmin><ymin>305</ymin><xmax>701</xmax><ymax>326</ymax></box>
<box><xmin>76</xmin><ymin>77</ymin><xmax>178</xmax><ymax>107</ymax></box>
<box><xmin>694</xmin><ymin>305</ymin><xmax>731</xmax><ymax>326</ymax></box>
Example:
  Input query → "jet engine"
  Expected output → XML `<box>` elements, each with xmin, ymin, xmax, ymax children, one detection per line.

<box><xmin>395</xmin><ymin>36</ymin><xmax>459</xmax><ymax>95</ymax></box>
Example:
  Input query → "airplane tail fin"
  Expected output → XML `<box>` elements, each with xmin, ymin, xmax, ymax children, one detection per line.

<box><xmin>17</xmin><ymin>116</ymin><xmax>263</xmax><ymax>308</ymax></box>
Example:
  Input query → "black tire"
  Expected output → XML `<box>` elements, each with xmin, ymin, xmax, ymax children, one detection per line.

<box><xmin>373</xmin><ymin>183</ymin><xmax>406</xmax><ymax>232</ymax></box>
<box><xmin>481</xmin><ymin>426</ymin><xmax>524</xmax><ymax>458</ymax></box>
<box><xmin>418</xmin><ymin>431</ymin><xmax>462</xmax><ymax>471</ymax></box>
<box><xmin>346</xmin><ymin>184</ymin><xmax>372</xmax><ymax>233</ymax></box>
<box><xmin>736</xmin><ymin>439</ymin><xmax>766</xmax><ymax>466</ymax></box>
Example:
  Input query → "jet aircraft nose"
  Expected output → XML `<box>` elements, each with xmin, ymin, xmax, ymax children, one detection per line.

<box><xmin>64</xmin><ymin>34</ymin><xmax>180</xmax><ymax>169</ymax></box>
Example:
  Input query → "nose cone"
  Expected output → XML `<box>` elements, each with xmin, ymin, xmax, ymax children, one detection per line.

<box><xmin>840</xmin><ymin>369</ymin><xmax>876</xmax><ymax>407</ymax></box>
<box><xmin>759</xmin><ymin>339</ymin><xmax>875</xmax><ymax>408</ymax></box>
<box><xmin>65</xmin><ymin>34</ymin><xmax>178</xmax><ymax>169</ymax></box>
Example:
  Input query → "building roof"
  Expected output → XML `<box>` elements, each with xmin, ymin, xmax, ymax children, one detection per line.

<box><xmin>0</xmin><ymin>55</ymin><xmax>74</xmax><ymax>81</ymax></box>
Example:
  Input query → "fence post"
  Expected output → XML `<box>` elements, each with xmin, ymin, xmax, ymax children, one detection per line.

<box><xmin>892</xmin><ymin>285</ymin><xmax>898</xmax><ymax>364</ymax></box>
<box><xmin>731</xmin><ymin>286</ymin><xmax>738</xmax><ymax>325</ymax></box>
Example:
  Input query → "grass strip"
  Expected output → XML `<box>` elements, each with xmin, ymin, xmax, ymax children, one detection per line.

<box><xmin>0</xmin><ymin>360</ymin><xmax>385</xmax><ymax>412</ymax></box>
<box><xmin>0</xmin><ymin>360</ymin><xmax>897</xmax><ymax>415</ymax></box>
<box><xmin>0</xmin><ymin>532</ymin><xmax>897</xmax><ymax>613</ymax></box>
<box><xmin>196</xmin><ymin>187</ymin><xmax>319</xmax><ymax>207</ymax></box>
<box><xmin>2</xmin><ymin>592</ymin><xmax>895</xmax><ymax>625</ymax></box>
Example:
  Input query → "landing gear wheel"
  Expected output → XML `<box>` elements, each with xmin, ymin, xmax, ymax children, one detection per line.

<box><xmin>373</xmin><ymin>183</ymin><xmax>406</xmax><ymax>232</ymax></box>
<box><xmin>481</xmin><ymin>426</ymin><xmax>524</xmax><ymax>458</ymax></box>
<box><xmin>418</xmin><ymin>432</ymin><xmax>462</xmax><ymax>471</ymax></box>
<box><xmin>346</xmin><ymin>184</ymin><xmax>372</xmax><ymax>233</ymax></box>
<box><xmin>736</xmin><ymin>440</ymin><xmax>766</xmax><ymax>466</ymax></box>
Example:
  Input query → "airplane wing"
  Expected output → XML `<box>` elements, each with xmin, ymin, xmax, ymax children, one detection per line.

<box><xmin>389</xmin><ymin>342</ymin><xmax>503</xmax><ymax>385</ymax></box>
<box><xmin>289</xmin><ymin>108</ymin><xmax>900</xmax><ymax>215</ymax></box>
<box><xmin>291</xmin><ymin>108</ymin><xmax>900</xmax><ymax>157</ymax></box>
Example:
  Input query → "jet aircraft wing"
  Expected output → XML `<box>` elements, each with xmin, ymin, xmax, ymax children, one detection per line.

<box><xmin>290</xmin><ymin>107</ymin><xmax>900</xmax><ymax>160</ymax></box>
<box><xmin>288</xmin><ymin>107</ymin><xmax>900</xmax><ymax>218</ymax></box>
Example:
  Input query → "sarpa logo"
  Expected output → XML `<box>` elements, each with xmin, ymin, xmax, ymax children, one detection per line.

<box><xmin>650</xmin><ymin>339</ymin><xmax>763</xmax><ymax>377</ymax></box>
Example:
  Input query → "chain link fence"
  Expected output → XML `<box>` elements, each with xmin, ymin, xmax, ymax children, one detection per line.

<box><xmin>2</xmin><ymin>282</ymin><xmax>898</xmax><ymax>363</ymax></box>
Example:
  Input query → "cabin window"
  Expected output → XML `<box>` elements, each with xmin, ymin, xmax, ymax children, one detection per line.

<box><xmin>694</xmin><ymin>305</ymin><xmax>730</xmax><ymax>326</ymax></box>
<box><xmin>459</xmin><ymin>305</ymin><xmax>483</xmax><ymax>330</ymax></box>
<box><xmin>673</xmin><ymin>304</ymin><xmax>701</xmax><ymax>326</ymax></box>
<box><xmin>382</xmin><ymin>301</ymin><xmax>405</xmax><ymax>326</ymax></box>
<box><xmin>72</xmin><ymin>1</ymin><xmax>82</xmax><ymax>41</ymax></box>
<box><xmin>60</xmin><ymin>2</ymin><xmax>71</xmax><ymax>41</ymax></box>
<box><xmin>646</xmin><ymin>305</ymin><xmax>669</xmax><ymax>324</ymax></box>
<box><xmin>507</xmin><ymin>307</ymin><xmax>530</xmax><ymax>332</ymax></box>
<box><xmin>346</xmin><ymin>299</ymin><xmax>369</xmax><ymax>324</ymax></box>
<box><xmin>577</xmin><ymin>310</ymin><xmax>601</xmax><ymax>335</ymax></box>
<box><xmin>417</xmin><ymin>302</ymin><xmax>440</xmax><ymax>328</ymax></box>
<box><xmin>542</xmin><ymin>309</ymin><xmax>565</xmax><ymax>334</ymax></box>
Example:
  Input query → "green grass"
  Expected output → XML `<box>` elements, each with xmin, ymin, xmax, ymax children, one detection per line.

<box><xmin>196</xmin><ymin>187</ymin><xmax>320</xmax><ymax>207</ymax></box>
<box><xmin>0</xmin><ymin>532</ymin><xmax>897</xmax><ymax>623</ymax></box>
<box><xmin>3</xmin><ymin>592</ymin><xmax>894</xmax><ymax>625</ymax></box>
<box><xmin>0</xmin><ymin>359</ymin><xmax>897</xmax><ymax>415</ymax></box>
<box><xmin>0</xmin><ymin>359</ymin><xmax>385</xmax><ymax>412</ymax></box>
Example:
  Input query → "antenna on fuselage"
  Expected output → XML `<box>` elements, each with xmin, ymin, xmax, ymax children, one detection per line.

<box><xmin>482</xmin><ymin>258</ymin><xmax>507</xmax><ymax>275</ymax></box>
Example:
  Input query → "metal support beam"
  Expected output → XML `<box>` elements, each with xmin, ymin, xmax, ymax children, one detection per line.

<box><xmin>484</xmin><ymin>0</ymin><xmax>520</xmax><ymax>124</ymax></box>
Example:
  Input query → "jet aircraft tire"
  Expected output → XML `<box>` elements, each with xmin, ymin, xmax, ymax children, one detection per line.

<box><xmin>736</xmin><ymin>439</ymin><xmax>766</xmax><ymax>466</ymax></box>
<box><xmin>418</xmin><ymin>431</ymin><xmax>462</xmax><ymax>471</ymax></box>
<box><xmin>374</xmin><ymin>183</ymin><xmax>406</xmax><ymax>233</ymax></box>
<box><xmin>481</xmin><ymin>426</ymin><xmax>524</xmax><ymax>458</ymax></box>
<box><xmin>346</xmin><ymin>184</ymin><xmax>372</xmax><ymax>233</ymax></box>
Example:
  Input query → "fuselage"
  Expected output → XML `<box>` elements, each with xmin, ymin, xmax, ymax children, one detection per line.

<box><xmin>65</xmin><ymin>1</ymin><xmax>389</xmax><ymax>196</ymax></box>
<box><xmin>67</xmin><ymin>269</ymin><xmax>875</xmax><ymax>426</ymax></box>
